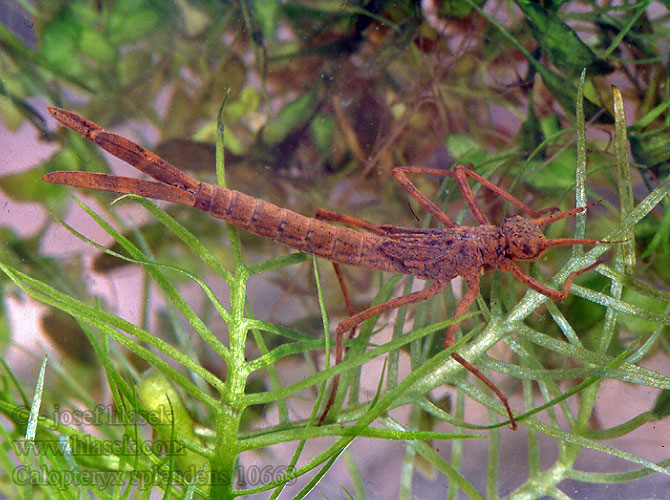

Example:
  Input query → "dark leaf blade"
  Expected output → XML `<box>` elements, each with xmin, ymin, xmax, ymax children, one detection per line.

<box><xmin>516</xmin><ymin>0</ymin><xmax>614</xmax><ymax>77</ymax></box>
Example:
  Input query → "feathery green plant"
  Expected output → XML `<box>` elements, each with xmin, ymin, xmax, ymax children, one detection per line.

<box><xmin>2</xmin><ymin>83</ymin><xmax>670</xmax><ymax>498</ymax></box>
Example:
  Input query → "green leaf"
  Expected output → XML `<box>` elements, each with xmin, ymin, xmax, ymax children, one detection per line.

<box><xmin>651</xmin><ymin>390</ymin><xmax>670</xmax><ymax>419</ymax></box>
<box><xmin>0</xmin><ymin>156</ymin><xmax>73</xmax><ymax>203</ymax></box>
<box><xmin>445</xmin><ymin>135</ymin><xmax>489</xmax><ymax>165</ymax></box>
<box><xmin>0</xmin><ymin>292</ymin><xmax>10</xmax><ymax>353</ymax></box>
<box><xmin>522</xmin><ymin>150</ymin><xmax>578</xmax><ymax>192</ymax></box>
<box><xmin>230</xmin><ymin>86</ymin><xmax>262</xmax><ymax>120</ymax></box>
<box><xmin>466</xmin><ymin>0</ymin><xmax>611</xmax><ymax>122</ymax></box>
<box><xmin>515</xmin><ymin>0</ymin><xmax>613</xmax><ymax>76</ymax></box>
<box><xmin>630</xmin><ymin>125</ymin><xmax>670</xmax><ymax>169</ymax></box>
<box><xmin>136</xmin><ymin>369</ymin><xmax>209</xmax><ymax>479</ymax></box>
<box><xmin>260</xmin><ymin>85</ymin><xmax>320</xmax><ymax>146</ymax></box>
<box><xmin>619</xmin><ymin>288</ymin><xmax>668</xmax><ymax>336</ymax></box>
<box><xmin>38</xmin><ymin>8</ymin><xmax>85</xmax><ymax>77</ymax></box>
<box><xmin>79</xmin><ymin>29</ymin><xmax>117</xmax><ymax>64</ymax></box>
<box><xmin>310</xmin><ymin>113</ymin><xmax>336</xmax><ymax>155</ymax></box>
<box><xmin>439</xmin><ymin>0</ymin><xmax>487</xmax><ymax>18</ymax></box>
<box><xmin>613</xmin><ymin>86</ymin><xmax>636</xmax><ymax>273</ymax></box>
<box><xmin>0</xmin><ymin>95</ymin><xmax>23</xmax><ymax>131</ymax></box>
<box><xmin>107</xmin><ymin>1</ymin><xmax>167</xmax><ymax>45</ymax></box>
<box><xmin>251</xmin><ymin>0</ymin><xmax>280</xmax><ymax>42</ymax></box>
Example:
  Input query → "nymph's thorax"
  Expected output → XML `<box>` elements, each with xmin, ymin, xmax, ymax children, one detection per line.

<box><xmin>374</xmin><ymin>225</ymin><xmax>508</xmax><ymax>280</ymax></box>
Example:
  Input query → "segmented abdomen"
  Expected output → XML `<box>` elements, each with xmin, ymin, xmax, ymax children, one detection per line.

<box><xmin>194</xmin><ymin>182</ymin><xmax>405</xmax><ymax>274</ymax></box>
